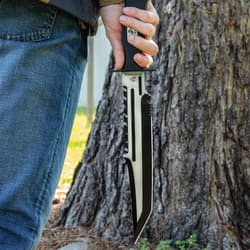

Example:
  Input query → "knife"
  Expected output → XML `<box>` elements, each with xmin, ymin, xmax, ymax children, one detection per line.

<box><xmin>40</xmin><ymin>0</ymin><xmax>153</xmax><ymax>243</ymax></box>
<box><xmin>121</xmin><ymin>0</ymin><xmax>153</xmax><ymax>244</ymax></box>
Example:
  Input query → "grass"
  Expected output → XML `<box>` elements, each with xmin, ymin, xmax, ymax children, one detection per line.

<box><xmin>55</xmin><ymin>109</ymin><xmax>207</xmax><ymax>250</ymax></box>
<box><xmin>59</xmin><ymin>107</ymin><xmax>92</xmax><ymax>186</ymax></box>
<box><xmin>131</xmin><ymin>234</ymin><xmax>208</xmax><ymax>250</ymax></box>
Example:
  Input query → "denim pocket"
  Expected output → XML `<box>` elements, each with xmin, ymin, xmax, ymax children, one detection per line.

<box><xmin>0</xmin><ymin>0</ymin><xmax>57</xmax><ymax>41</ymax></box>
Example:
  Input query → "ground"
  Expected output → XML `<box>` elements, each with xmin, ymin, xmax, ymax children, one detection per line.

<box><xmin>37</xmin><ymin>108</ymin><xmax>129</xmax><ymax>249</ymax></box>
<box><xmin>37</xmin><ymin>186</ymin><xmax>130</xmax><ymax>250</ymax></box>
<box><xmin>36</xmin><ymin>108</ymin><xmax>149</xmax><ymax>250</ymax></box>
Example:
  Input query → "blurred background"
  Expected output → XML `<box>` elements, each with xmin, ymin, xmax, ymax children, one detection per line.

<box><xmin>79</xmin><ymin>22</ymin><xmax>111</xmax><ymax>108</ymax></box>
<box><xmin>58</xmin><ymin>22</ymin><xmax>111</xmax><ymax>189</ymax></box>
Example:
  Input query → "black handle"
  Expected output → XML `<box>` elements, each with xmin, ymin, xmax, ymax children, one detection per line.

<box><xmin>121</xmin><ymin>0</ymin><xmax>148</xmax><ymax>72</ymax></box>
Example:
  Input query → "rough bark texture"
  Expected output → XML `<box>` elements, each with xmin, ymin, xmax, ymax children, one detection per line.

<box><xmin>60</xmin><ymin>0</ymin><xmax>250</xmax><ymax>249</ymax></box>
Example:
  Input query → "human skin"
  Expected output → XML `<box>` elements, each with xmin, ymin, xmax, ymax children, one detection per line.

<box><xmin>100</xmin><ymin>1</ymin><xmax>159</xmax><ymax>70</ymax></box>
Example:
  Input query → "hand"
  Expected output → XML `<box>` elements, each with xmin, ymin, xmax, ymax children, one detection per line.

<box><xmin>100</xmin><ymin>1</ymin><xmax>159</xmax><ymax>70</ymax></box>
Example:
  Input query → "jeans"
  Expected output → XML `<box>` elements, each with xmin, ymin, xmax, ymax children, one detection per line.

<box><xmin>0</xmin><ymin>0</ymin><xmax>88</xmax><ymax>249</ymax></box>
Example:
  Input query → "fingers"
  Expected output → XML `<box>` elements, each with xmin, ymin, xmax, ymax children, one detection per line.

<box><xmin>104</xmin><ymin>28</ymin><xmax>125</xmax><ymax>70</ymax></box>
<box><xmin>120</xmin><ymin>15</ymin><xmax>156</xmax><ymax>38</ymax></box>
<box><xmin>128</xmin><ymin>34</ymin><xmax>158</xmax><ymax>56</ymax></box>
<box><xmin>100</xmin><ymin>4</ymin><xmax>125</xmax><ymax>70</ymax></box>
<box><xmin>101</xmin><ymin>2</ymin><xmax>159</xmax><ymax>70</ymax></box>
<box><xmin>119</xmin><ymin>1</ymin><xmax>159</xmax><ymax>68</ymax></box>
<box><xmin>134</xmin><ymin>53</ymin><xmax>153</xmax><ymax>68</ymax></box>
<box><xmin>120</xmin><ymin>1</ymin><xmax>159</xmax><ymax>38</ymax></box>
<box><xmin>123</xmin><ymin>1</ymin><xmax>159</xmax><ymax>27</ymax></box>
<box><xmin>109</xmin><ymin>33</ymin><xmax>124</xmax><ymax>70</ymax></box>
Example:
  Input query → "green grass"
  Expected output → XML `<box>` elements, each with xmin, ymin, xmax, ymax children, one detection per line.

<box><xmin>59</xmin><ymin>110</ymin><xmax>208</xmax><ymax>250</ymax></box>
<box><xmin>59</xmin><ymin>107</ymin><xmax>92</xmax><ymax>186</ymax></box>
<box><xmin>131</xmin><ymin>234</ymin><xmax>208</xmax><ymax>250</ymax></box>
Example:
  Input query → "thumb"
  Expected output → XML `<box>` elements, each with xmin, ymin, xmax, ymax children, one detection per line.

<box><xmin>109</xmin><ymin>35</ymin><xmax>124</xmax><ymax>70</ymax></box>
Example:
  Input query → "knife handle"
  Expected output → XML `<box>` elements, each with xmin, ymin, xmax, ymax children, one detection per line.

<box><xmin>121</xmin><ymin>0</ymin><xmax>148</xmax><ymax>72</ymax></box>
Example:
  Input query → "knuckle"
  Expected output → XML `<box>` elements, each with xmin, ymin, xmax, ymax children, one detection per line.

<box><xmin>146</xmin><ymin>56</ymin><xmax>153</xmax><ymax>68</ymax></box>
<box><xmin>154</xmin><ymin>45</ymin><xmax>159</xmax><ymax>55</ymax></box>
<box><xmin>133</xmin><ymin>8</ymin><xmax>139</xmax><ymax>17</ymax></box>
<box><xmin>155</xmin><ymin>15</ymin><xmax>160</xmax><ymax>26</ymax></box>
<box><xmin>151</xmin><ymin>43</ymin><xmax>159</xmax><ymax>56</ymax></box>
<box><xmin>144</xmin><ymin>11</ymin><xmax>152</xmax><ymax>21</ymax></box>
<box><xmin>151</xmin><ymin>24</ymin><xmax>156</xmax><ymax>35</ymax></box>
<box><xmin>147</xmin><ymin>24</ymin><xmax>156</xmax><ymax>37</ymax></box>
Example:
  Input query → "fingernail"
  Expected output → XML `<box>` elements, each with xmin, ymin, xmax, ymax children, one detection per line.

<box><xmin>123</xmin><ymin>7</ymin><xmax>131</xmax><ymax>13</ymax></box>
<box><xmin>119</xmin><ymin>15</ymin><xmax>127</xmax><ymax>23</ymax></box>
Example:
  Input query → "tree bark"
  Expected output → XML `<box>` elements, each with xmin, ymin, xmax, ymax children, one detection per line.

<box><xmin>60</xmin><ymin>0</ymin><xmax>250</xmax><ymax>249</ymax></box>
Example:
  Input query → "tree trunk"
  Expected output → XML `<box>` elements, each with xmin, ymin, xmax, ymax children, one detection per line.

<box><xmin>60</xmin><ymin>0</ymin><xmax>250</xmax><ymax>249</ymax></box>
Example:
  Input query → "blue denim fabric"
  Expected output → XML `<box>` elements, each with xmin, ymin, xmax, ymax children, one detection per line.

<box><xmin>0</xmin><ymin>0</ymin><xmax>88</xmax><ymax>249</ymax></box>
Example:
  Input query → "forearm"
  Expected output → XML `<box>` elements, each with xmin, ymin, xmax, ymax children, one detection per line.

<box><xmin>99</xmin><ymin>0</ymin><xmax>123</xmax><ymax>7</ymax></box>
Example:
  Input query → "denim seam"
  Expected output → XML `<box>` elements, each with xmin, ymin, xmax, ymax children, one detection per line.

<box><xmin>30</xmin><ymin>53</ymin><xmax>81</xmax><ymax>250</ymax></box>
<box><xmin>0</xmin><ymin>7</ymin><xmax>57</xmax><ymax>42</ymax></box>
